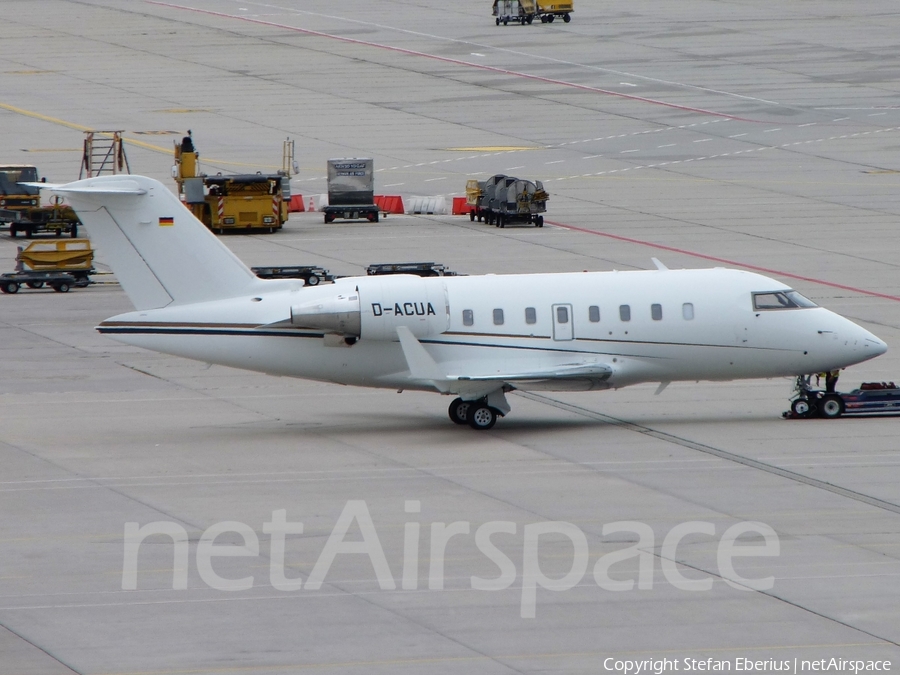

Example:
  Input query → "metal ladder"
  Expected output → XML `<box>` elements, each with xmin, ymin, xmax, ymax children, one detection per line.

<box><xmin>80</xmin><ymin>131</ymin><xmax>131</xmax><ymax>178</ymax></box>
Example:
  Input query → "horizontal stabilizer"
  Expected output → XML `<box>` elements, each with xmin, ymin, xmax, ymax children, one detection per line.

<box><xmin>24</xmin><ymin>180</ymin><xmax>147</xmax><ymax>195</ymax></box>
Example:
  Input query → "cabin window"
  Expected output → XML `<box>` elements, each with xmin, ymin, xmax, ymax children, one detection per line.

<box><xmin>525</xmin><ymin>307</ymin><xmax>536</xmax><ymax>324</ymax></box>
<box><xmin>682</xmin><ymin>302</ymin><xmax>694</xmax><ymax>320</ymax></box>
<box><xmin>752</xmin><ymin>290</ymin><xmax>817</xmax><ymax>311</ymax></box>
<box><xmin>589</xmin><ymin>305</ymin><xmax>600</xmax><ymax>322</ymax></box>
<box><xmin>462</xmin><ymin>309</ymin><xmax>474</xmax><ymax>326</ymax></box>
<box><xmin>493</xmin><ymin>308</ymin><xmax>504</xmax><ymax>326</ymax></box>
<box><xmin>556</xmin><ymin>306</ymin><xmax>569</xmax><ymax>324</ymax></box>
<box><xmin>619</xmin><ymin>304</ymin><xmax>631</xmax><ymax>322</ymax></box>
<box><xmin>651</xmin><ymin>304</ymin><xmax>662</xmax><ymax>321</ymax></box>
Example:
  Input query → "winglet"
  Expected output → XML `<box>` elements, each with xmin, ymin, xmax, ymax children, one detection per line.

<box><xmin>652</xmin><ymin>257</ymin><xmax>669</xmax><ymax>271</ymax></box>
<box><xmin>395</xmin><ymin>326</ymin><xmax>449</xmax><ymax>392</ymax></box>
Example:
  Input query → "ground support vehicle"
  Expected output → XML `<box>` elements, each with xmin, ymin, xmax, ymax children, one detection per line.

<box><xmin>491</xmin><ymin>0</ymin><xmax>572</xmax><ymax>24</ymax></box>
<box><xmin>3</xmin><ymin>205</ymin><xmax>81</xmax><ymax>238</ymax></box>
<box><xmin>1</xmin><ymin>164</ymin><xmax>81</xmax><ymax>238</ymax></box>
<box><xmin>366</xmin><ymin>262</ymin><xmax>458</xmax><ymax>277</ymax></box>
<box><xmin>0</xmin><ymin>271</ymin><xmax>80</xmax><ymax>294</ymax></box>
<box><xmin>173</xmin><ymin>134</ymin><xmax>289</xmax><ymax>234</ymax></box>
<box><xmin>493</xmin><ymin>0</ymin><xmax>536</xmax><ymax>24</ymax></box>
<box><xmin>472</xmin><ymin>174</ymin><xmax>547</xmax><ymax>228</ymax></box>
<box><xmin>536</xmin><ymin>1</ymin><xmax>573</xmax><ymax>22</ymax></box>
<box><xmin>323</xmin><ymin>159</ymin><xmax>378</xmax><ymax>224</ymax></box>
<box><xmin>251</xmin><ymin>265</ymin><xmax>333</xmax><ymax>286</ymax></box>
<box><xmin>16</xmin><ymin>239</ymin><xmax>94</xmax><ymax>285</ymax></box>
<box><xmin>784</xmin><ymin>376</ymin><xmax>900</xmax><ymax>419</ymax></box>
<box><xmin>466</xmin><ymin>179</ymin><xmax>487</xmax><ymax>221</ymax></box>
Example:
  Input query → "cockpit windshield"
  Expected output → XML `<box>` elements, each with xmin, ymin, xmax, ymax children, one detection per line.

<box><xmin>752</xmin><ymin>290</ymin><xmax>817</xmax><ymax>311</ymax></box>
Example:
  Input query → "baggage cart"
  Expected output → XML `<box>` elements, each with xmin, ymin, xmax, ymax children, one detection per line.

<box><xmin>251</xmin><ymin>265</ymin><xmax>333</xmax><ymax>286</ymax></box>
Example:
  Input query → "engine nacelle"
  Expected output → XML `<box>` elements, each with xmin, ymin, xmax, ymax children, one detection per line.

<box><xmin>291</xmin><ymin>275</ymin><xmax>449</xmax><ymax>341</ymax></box>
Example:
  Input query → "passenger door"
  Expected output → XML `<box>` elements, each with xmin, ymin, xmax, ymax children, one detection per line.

<box><xmin>552</xmin><ymin>303</ymin><xmax>574</xmax><ymax>341</ymax></box>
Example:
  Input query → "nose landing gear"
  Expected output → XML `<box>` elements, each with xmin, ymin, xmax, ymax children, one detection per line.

<box><xmin>785</xmin><ymin>375</ymin><xmax>845</xmax><ymax>419</ymax></box>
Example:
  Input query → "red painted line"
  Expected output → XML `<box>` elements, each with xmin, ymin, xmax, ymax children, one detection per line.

<box><xmin>145</xmin><ymin>1</ymin><xmax>756</xmax><ymax>122</ymax></box>
<box><xmin>546</xmin><ymin>219</ymin><xmax>900</xmax><ymax>302</ymax></box>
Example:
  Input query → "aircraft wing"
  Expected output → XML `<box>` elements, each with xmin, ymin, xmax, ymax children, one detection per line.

<box><xmin>451</xmin><ymin>362</ymin><xmax>612</xmax><ymax>382</ymax></box>
<box><xmin>396</xmin><ymin>326</ymin><xmax>612</xmax><ymax>397</ymax></box>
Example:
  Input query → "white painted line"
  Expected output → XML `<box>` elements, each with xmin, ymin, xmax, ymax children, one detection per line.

<box><xmin>799</xmin><ymin>122</ymin><xmax>817</xmax><ymax>127</ymax></box>
<box><xmin>729</xmin><ymin>133</ymin><xmax>747</xmax><ymax>138</ymax></box>
<box><xmin>869</xmin><ymin>112</ymin><xmax>887</xmax><ymax>116</ymax></box>
<box><xmin>545</xmin><ymin>160</ymin><xmax>565</xmax><ymax>164</ymax></box>
<box><xmin>833</xmin><ymin>117</ymin><xmax>849</xmax><ymax>121</ymax></box>
<box><xmin>658</xmin><ymin>144</ymin><xmax>675</xmax><ymax>148</ymax></box>
<box><xmin>693</xmin><ymin>138</ymin><xmax>711</xmax><ymax>143</ymax></box>
<box><xmin>424</xmin><ymin>177</ymin><xmax>446</xmax><ymax>182</ymax></box>
<box><xmin>763</xmin><ymin>128</ymin><xmax>782</xmax><ymax>132</ymax></box>
<box><xmin>384</xmin><ymin>183</ymin><xmax>405</xmax><ymax>187</ymax></box>
<box><xmin>619</xmin><ymin>82</ymin><xmax>637</xmax><ymax>87</ymax></box>
<box><xmin>470</xmin><ymin>52</ymin><xmax>485</xmax><ymax>57</ymax></box>
<box><xmin>620</xmin><ymin>149</ymin><xmax>639</xmax><ymax>153</ymax></box>
<box><xmin>582</xmin><ymin>154</ymin><xmax>603</xmax><ymax>159</ymax></box>
<box><xmin>505</xmin><ymin>166</ymin><xmax>525</xmax><ymax>171</ymax></box>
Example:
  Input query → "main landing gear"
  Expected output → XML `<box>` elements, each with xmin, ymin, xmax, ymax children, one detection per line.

<box><xmin>448</xmin><ymin>396</ymin><xmax>504</xmax><ymax>430</ymax></box>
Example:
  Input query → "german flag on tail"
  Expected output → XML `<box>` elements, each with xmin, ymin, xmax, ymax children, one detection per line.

<box><xmin>159</xmin><ymin>216</ymin><xmax>174</xmax><ymax>226</ymax></box>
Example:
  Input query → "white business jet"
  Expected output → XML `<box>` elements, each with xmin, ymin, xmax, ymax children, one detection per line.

<box><xmin>44</xmin><ymin>175</ymin><xmax>886</xmax><ymax>429</ymax></box>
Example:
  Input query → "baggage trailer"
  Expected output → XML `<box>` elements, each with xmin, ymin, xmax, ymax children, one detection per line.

<box><xmin>366</xmin><ymin>262</ymin><xmax>458</xmax><ymax>277</ymax></box>
<box><xmin>0</xmin><ymin>271</ymin><xmax>79</xmax><ymax>294</ymax></box>
<box><xmin>2</xmin><ymin>240</ymin><xmax>95</xmax><ymax>293</ymax></box>
<box><xmin>536</xmin><ymin>0</ymin><xmax>573</xmax><ymax>23</ymax></box>
<box><xmin>323</xmin><ymin>159</ymin><xmax>379</xmax><ymax>224</ymax></box>
<box><xmin>17</xmin><ymin>239</ymin><xmax>94</xmax><ymax>280</ymax></box>
<box><xmin>470</xmin><ymin>173</ymin><xmax>547</xmax><ymax>227</ymax></box>
<box><xmin>493</xmin><ymin>0</ymin><xmax>536</xmax><ymax>24</ymax></box>
<box><xmin>251</xmin><ymin>265</ymin><xmax>333</xmax><ymax>286</ymax></box>
<box><xmin>492</xmin><ymin>0</ymin><xmax>572</xmax><ymax>25</ymax></box>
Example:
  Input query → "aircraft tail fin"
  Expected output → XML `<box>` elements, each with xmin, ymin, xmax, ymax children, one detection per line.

<box><xmin>46</xmin><ymin>175</ymin><xmax>259</xmax><ymax>310</ymax></box>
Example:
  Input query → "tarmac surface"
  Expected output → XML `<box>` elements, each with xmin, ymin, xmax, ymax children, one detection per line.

<box><xmin>2</xmin><ymin>1</ymin><xmax>900</xmax><ymax>673</ymax></box>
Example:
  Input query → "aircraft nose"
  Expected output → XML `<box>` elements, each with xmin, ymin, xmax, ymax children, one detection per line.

<box><xmin>845</xmin><ymin>320</ymin><xmax>887</xmax><ymax>359</ymax></box>
<box><xmin>864</xmin><ymin>332</ymin><xmax>888</xmax><ymax>357</ymax></box>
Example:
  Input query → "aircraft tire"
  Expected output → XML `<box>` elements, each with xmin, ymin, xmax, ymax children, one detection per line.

<box><xmin>467</xmin><ymin>403</ymin><xmax>498</xmax><ymax>430</ymax></box>
<box><xmin>818</xmin><ymin>394</ymin><xmax>845</xmax><ymax>419</ymax></box>
<box><xmin>790</xmin><ymin>398</ymin><xmax>812</xmax><ymax>417</ymax></box>
<box><xmin>448</xmin><ymin>398</ymin><xmax>470</xmax><ymax>425</ymax></box>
